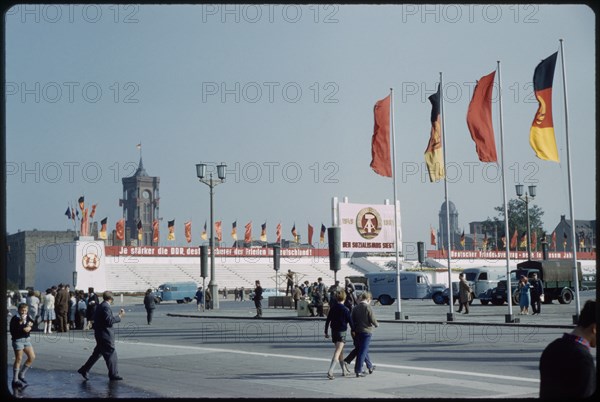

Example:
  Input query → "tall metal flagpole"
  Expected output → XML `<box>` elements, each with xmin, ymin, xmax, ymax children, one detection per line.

<box><xmin>497</xmin><ymin>61</ymin><xmax>516</xmax><ymax>323</ymax></box>
<box><xmin>439</xmin><ymin>73</ymin><xmax>454</xmax><ymax>321</ymax></box>
<box><xmin>559</xmin><ymin>39</ymin><xmax>581</xmax><ymax>322</ymax></box>
<box><xmin>390</xmin><ymin>87</ymin><xmax>404</xmax><ymax>320</ymax></box>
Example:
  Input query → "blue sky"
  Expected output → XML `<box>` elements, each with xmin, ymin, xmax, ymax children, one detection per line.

<box><xmin>4</xmin><ymin>4</ymin><xmax>596</xmax><ymax>253</ymax></box>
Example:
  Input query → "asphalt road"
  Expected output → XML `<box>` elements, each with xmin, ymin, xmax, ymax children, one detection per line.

<box><xmin>4</xmin><ymin>291</ymin><xmax>597</xmax><ymax>399</ymax></box>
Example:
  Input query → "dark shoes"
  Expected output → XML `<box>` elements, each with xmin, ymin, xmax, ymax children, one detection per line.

<box><xmin>356</xmin><ymin>372</ymin><xmax>367</xmax><ymax>378</ymax></box>
<box><xmin>369</xmin><ymin>365</ymin><xmax>376</xmax><ymax>374</ymax></box>
<box><xmin>12</xmin><ymin>380</ymin><xmax>27</xmax><ymax>390</ymax></box>
<box><xmin>77</xmin><ymin>368</ymin><xmax>89</xmax><ymax>381</ymax></box>
<box><xmin>109</xmin><ymin>375</ymin><xmax>124</xmax><ymax>381</ymax></box>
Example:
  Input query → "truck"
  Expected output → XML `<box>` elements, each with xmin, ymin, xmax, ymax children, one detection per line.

<box><xmin>156</xmin><ymin>281</ymin><xmax>198</xmax><ymax>304</ymax></box>
<box><xmin>365</xmin><ymin>271</ymin><xmax>446</xmax><ymax>306</ymax></box>
<box><xmin>489</xmin><ymin>260</ymin><xmax>582</xmax><ymax>305</ymax></box>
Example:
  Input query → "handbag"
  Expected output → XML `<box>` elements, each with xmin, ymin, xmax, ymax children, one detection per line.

<box><xmin>540</xmin><ymin>294</ymin><xmax>545</xmax><ymax>302</ymax></box>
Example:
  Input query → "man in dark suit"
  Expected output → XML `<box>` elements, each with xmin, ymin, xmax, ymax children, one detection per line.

<box><xmin>77</xmin><ymin>291</ymin><xmax>125</xmax><ymax>381</ymax></box>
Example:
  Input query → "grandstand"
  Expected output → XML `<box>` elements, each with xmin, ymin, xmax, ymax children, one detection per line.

<box><xmin>105</xmin><ymin>257</ymin><xmax>366</xmax><ymax>293</ymax></box>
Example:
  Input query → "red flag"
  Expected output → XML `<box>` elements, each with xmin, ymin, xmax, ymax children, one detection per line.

<box><xmin>184</xmin><ymin>221</ymin><xmax>192</xmax><ymax>243</ymax></box>
<box><xmin>320</xmin><ymin>224</ymin><xmax>326</xmax><ymax>243</ymax></box>
<box><xmin>551</xmin><ymin>231</ymin><xmax>557</xmax><ymax>251</ymax></box>
<box><xmin>466</xmin><ymin>71</ymin><xmax>498</xmax><ymax>162</ymax></box>
<box><xmin>89</xmin><ymin>204</ymin><xmax>97</xmax><ymax>219</ymax></box>
<box><xmin>80</xmin><ymin>208</ymin><xmax>89</xmax><ymax>236</ymax></box>
<box><xmin>430</xmin><ymin>227</ymin><xmax>437</xmax><ymax>246</ymax></box>
<box><xmin>152</xmin><ymin>219</ymin><xmax>159</xmax><ymax>243</ymax></box>
<box><xmin>510</xmin><ymin>229</ymin><xmax>518</xmax><ymax>250</ymax></box>
<box><xmin>116</xmin><ymin>219</ymin><xmax>125</xmax><ymax>241</ymax></box>
<box><xmin>483</xmin><ymin>232</ymin><xmax>488</xmax><ymax>249</ymax></box>
<box><xmin>370</xmin><ymin>94</ymin><xmax>392</xmax><ymax>177</ymax></box>
<box><xmin>215</xmin><ymin>221</ymin><xmax>222</xmax><ymax>242</ymax></box>
<box><xmin>530</xmin><ymin>52</ymin><xmax>559</xmax><ymax>162</ymax></box>
<box><xmin>71</xmin><ymin>207</ymin><xmax>76</xmax><ymax>221</ymax></box>
<box><xmin>531</xmin><ymin>231</ymin><xmax>537</xmax><ymax>251</ymax></box>
<box><xmin>276</xmin><ymin>223</ymin><xmax>282</xmax><ymax>243</ymax></box>
<box><xmin>307</xmin><ymin>224</ymin><xmax>314</xmax><ymax>245</ymax></box>
<box><xmin>244</xmin><ymin>222</ymin><xmax>252</xmax><ymax>243</ymax></box>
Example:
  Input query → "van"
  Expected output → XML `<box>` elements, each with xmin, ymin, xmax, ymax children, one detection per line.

<box><xmin>365</xmin><ymin>271</ymin><xmax>444</xmax><ymax>305</ymax></box>
<box><xmin>463</xmin><ymin>267</ymin><xmax>507</xmax><ymax>304</ymax></box>
<box><xmin>157</xmin><ymin>281</ymin><xmax>197</xmax><ymax>304</ymax></box>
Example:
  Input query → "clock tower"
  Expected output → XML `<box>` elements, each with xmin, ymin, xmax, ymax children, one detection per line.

<box><xmin>121</xmin><ymin>155</ymin><xmax>160</xmax><ymax>246</ymax></box>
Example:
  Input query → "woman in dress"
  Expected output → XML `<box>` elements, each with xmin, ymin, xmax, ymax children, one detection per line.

<box><xmin>41</xmin><ymin>288</ymin><xmax>56</xmax><ymax>334</ymax></box>
<box><xmin>518</xmin><ymin>275</ymin><xmax>532</xmax><ymax>315</ymax></box>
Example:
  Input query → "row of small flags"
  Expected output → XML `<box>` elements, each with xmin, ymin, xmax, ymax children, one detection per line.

<box><xmin>65</xmin><ymin>203</ymin><xmax>327</xmax><ymax>245</ymax></box>
<box><xmin>430</xmin><ymin>226</ymin><xmax>574</xmax><ymax>251</ymax></box>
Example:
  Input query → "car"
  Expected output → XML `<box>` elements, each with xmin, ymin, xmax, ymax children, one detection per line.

<box><xmin>249</xmin><ymin>288</ymin><xmax>281</xmax><ymax>300</ymax></box>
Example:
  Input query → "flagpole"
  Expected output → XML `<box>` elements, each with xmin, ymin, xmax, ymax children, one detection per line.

<box><xmin>497</xmin><ymin>60</ymin><xmax>516</xmax><ymax>322</ymax></box>
<box><xmin>439</xmin><ymin>73</ymin><xmax>454</xmax><ymax>321</ymax></box>
<box><xmin>388</xmin><ymin>87</ymin><xmax>404</xmax><ymax>321</ymax></box>
<box><xmin>559</xmin><ymin>39</ymin><xmax>581</xmax><ymax>322</ymax></box>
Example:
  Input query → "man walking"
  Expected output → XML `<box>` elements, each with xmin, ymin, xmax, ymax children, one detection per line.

<box><xmin>457</xmin><ymin>273</ymin><xmax>471</xmax><ymax>314</ymax></box>
<box><xmin>77</xmin><ymin>291</ymin><xmax>125</xmax><ymax>381</ymax></box>
<box><xmin>530</xmin><ymin>273</ymin><xmax>544</xmax><ymax>315</ymax></box>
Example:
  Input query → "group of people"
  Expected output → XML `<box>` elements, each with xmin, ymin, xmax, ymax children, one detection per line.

<box><xmin>194</xmin><ymin>285</ymin><xmax>213</xmax><ymax>311</ymax></box>
<box><xmin>10</xmin><ymin>284</ymin><xmax>102</xmax><ymax>335</ymax></box>
<box><xmin>517</xmin><ymin>273</ymin><xmax>545</xmax><ymax>315</ymax></box>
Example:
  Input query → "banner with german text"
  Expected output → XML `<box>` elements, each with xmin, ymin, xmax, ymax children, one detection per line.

<box><xmin>338</xmin><ymin>202</ymin><xmax>401</xmax><ymax>252</ymax></box>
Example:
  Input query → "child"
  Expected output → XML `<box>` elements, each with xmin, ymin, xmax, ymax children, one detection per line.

<box><xmin>10</xmin><ymin>303</ymin><xmax>36</xmax><ymax>390</ymax></box>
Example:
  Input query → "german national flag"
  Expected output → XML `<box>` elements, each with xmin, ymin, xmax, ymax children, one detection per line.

<box><xmin>424</xmin><ymin>84</ymin><xmax>445</xmax><ymax>182</ymax></box>
<box><xmin>99</xmin><ymin>217</ymin><xmax>108</xmax><ymax>240</ymax></box>
<box><xmin>530</xmin><ymin>52</ymin><xmax>559</xmax><ymax>162</ymax></box>
<box><xmin>78</xmin><ymin>196</ymin><xmax>85</xmax><ymax>211</ymax></box>
<box><xmin>137</xmin><ymin>220</ymin><xmax>143</xmax><ymax>241</ymax></box>
<box><xmin>167</xmin><ymin>220</ymin><xmax>175</xmax><ymax>241</ymax></box>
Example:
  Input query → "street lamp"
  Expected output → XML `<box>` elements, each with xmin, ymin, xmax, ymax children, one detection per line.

<box><xmin>196</xmin><ymin>162</ymin><xmax>227</xmax><ymax>310</ymax></box>
<box><xmin>515</xmin><ymin>184</ymin><xmax>536</xmax><ymax>260</ymax></box>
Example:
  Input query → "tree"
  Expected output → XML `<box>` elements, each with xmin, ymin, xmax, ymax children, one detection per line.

<box><xmin>485</xmin><ymin>200</ymin><xmax>545</xmax><ymax>250</ymax></box>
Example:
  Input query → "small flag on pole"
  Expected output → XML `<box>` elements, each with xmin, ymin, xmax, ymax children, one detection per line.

<box><xmin>99</xmin><ymin>218</ymin><xmax>108</xmax><ymax>240</ymax></box>
<box><xmin>201</xmin><ymin>221</ymin><xmax>208</xmax><ymax>240</ymax></box>
<box><xmin>291</xmin><ymin>223</ymin><xmax>298</xmax><ymax>243</ymax></box>
<box><xmin>167</xmin><ymin>220</ymin><xmax>175</xmax><ymax>241</ymax></box>
<box><xmin>215</xmin><ymin>221</ymin><xmax>222</xmax><ymax>242</ymax></box>
<box><xmin>244</xmin><ymin>222</ymin><xmax>252</xmax><ymax>243</ymax></box>
<box><xmin>260</xmin><ymin>222</ymin><xmax>267</xmax><ymax>242</ymax></box>
<box><xmin>65</xmin><ymin>207</ymin><xmax>72</xmax><ymax>219</ymax></box>
<box><xmin>78</xmin><ymin>196</ymin><xmax>85</xmax><ymax>211</ymax></box>
<box><xmin>320</xmin><ymin>224</ymin><xmax>326</xmax><ymax>243</ymax></box>
<box><xmin>90</xmin><ymin>204</ymin><xmax>97</xmax><ymax>219</ymax></box>
<box><xmin>430</xmin><ymin>227</ymin><xmax>437</xmax><ymax>246</ymax></box>
<box><xmin>510</xmin><ymin>229</ymin><xmax>518</xmax><ymax>250</ymax></box>
<box><xmin>460</xmin><ymin>230</ymin><xmax>465</xmax><ymax>249</ymax></box>
<box><xmin>185</xmin><ymin>221</ymin><xmax>192</xmax><ymax>243</ymax></box>
<box><xmin>276</xmin><ymin>223</ymin><xmax>282</xmax><ymax>243</ymax></box>
<box><xmin>152</xmin><ymin>220</ymin><xmax>159</xmax><ymax>243</ymax></box>
<box><xmin>307</xmin><ymin>224</ymin><xmax>314</xmax><ymax>245</ymax></box>
<box><xmin>231</xmin><ymin>221</ymin><xmax>238</xmax><ymax>240</ymax></box>
<box><xmin>137</xmin><ymin>220</ymin><xmax>143</xmax><ymax>241</ymax></box>
<box><xmin>116</xmin><ymin>219</ymin><xmax>125</xmax><ymax>241</ymax></box>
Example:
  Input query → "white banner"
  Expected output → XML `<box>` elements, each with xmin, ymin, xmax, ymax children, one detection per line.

<box><xmin>338</xmin><ymin>202</ymin><xmax>401</xmax><ymax>252</ymax></box>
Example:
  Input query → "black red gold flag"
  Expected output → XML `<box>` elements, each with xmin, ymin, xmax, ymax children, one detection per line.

<box><xmin>168</xmin><ymin>220</ymin><xmax>175</xmax><ymax>241</ymax></box>
<box><xmin>320</xmin><ymin>224</ymin><xmax>326</xmax><ymax>243</ymax></box>
<box><xmin>530</xmin><ymin>52</ymin><xmax>559</xmax><ymax>162</ymax></box>
<box><xmin>424</xmin><ymin>84</ymin><xmax>445</xmax><ymax>182</ymax></box>
<box><xmin>99</xmin><ymin>218</ymin><xmax>108</xmax><ymax>240</ymax></box>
